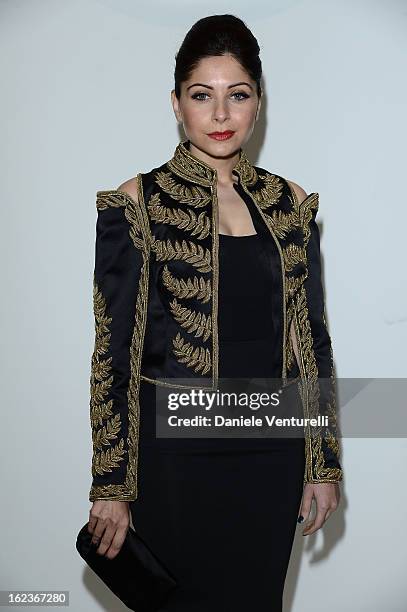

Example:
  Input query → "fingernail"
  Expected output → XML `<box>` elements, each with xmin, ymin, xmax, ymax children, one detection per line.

<box><xmin>297</xmin><ymin>515</ymin><xmax>304</xmax><ymax>523</ymax></box>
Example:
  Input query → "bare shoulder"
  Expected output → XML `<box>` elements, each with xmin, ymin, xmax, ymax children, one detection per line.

<box><xmin>117</xmin><ymin>177</ymin><xmax>139</xmax><ymax>204</ymax></box>
<box><xmin>286</xmin><ymin>179</ymin><xmax>308</xmax><ymax>204</ymax></box>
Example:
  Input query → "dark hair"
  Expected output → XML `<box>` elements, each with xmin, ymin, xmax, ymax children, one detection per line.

<box><xmin>174</xmin><ymin>14</ymin><xmax>262</xmax><ymax>99</ymax></box>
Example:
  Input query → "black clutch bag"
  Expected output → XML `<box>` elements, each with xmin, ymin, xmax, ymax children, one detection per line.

<box><xmin>76</xmin><ymin>522</ymin><xmax>178</xmax><ymax>612</ymax></box>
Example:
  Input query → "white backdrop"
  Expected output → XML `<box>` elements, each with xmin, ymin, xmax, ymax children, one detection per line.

<box><xmin>1</xmin><ymin>0</ymin><xmax>406</xmax><ymax>610</ymax></box>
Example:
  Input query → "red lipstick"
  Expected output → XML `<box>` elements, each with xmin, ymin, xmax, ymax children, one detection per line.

<box><xmin>208</xmin><ymin>131</ymin><xmax>235</xmax><ymax>141</ymax></box>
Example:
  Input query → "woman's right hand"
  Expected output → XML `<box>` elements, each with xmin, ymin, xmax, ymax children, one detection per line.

<box><xmin>88</xmin><ymin>500</ymin><xmax>130</xmax><ymax>559</ymax></box>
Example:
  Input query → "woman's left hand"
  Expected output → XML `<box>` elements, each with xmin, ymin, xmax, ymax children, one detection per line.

<box><xmin>298</xmin><ymin>483</ymin><xmax>340</xmax><ymax>536</ymax></box>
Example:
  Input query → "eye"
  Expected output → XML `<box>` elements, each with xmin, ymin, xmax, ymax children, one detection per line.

<box><xmin>191</xmin><ymin>92</ymin><xmax>209</xmax><ymax>101</ymax></box>
<box><xmin>231</xmin><ymin>91</ymin><xmax>250</xmax><ymax>101</ymax></box>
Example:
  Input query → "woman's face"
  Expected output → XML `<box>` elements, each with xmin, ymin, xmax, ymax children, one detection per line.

<box><xmin>171</xmin><ymin>53</ymin><xmax>261</xmax><ymax>160</ymax></box>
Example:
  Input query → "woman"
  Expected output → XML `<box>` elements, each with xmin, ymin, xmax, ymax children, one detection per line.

<box><xmin>87</xmin><ymin>14</ymin><xmax>342</xmax><ymax>611</ymax></box>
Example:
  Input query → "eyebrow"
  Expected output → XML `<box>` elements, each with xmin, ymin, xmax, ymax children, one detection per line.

<box><xmin>186</xmin><ymin>82</ymin><xmax>253</xmax><ymax>91</ymax></box>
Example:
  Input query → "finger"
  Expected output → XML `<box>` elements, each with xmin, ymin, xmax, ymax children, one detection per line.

<box><xmin>88</xmin><ymin>504</ymin><xmax>101</xmax><ymax>534</ymax></box>
<box><xmin>91</xmin><ymin>519</ymin><xmax>107</xmax><ymax>547</ymax></box>
<box><xmin>317</xmin><ymin>488</ymin><xmax>339</xmax><ymax>526</ymax></box>
<box><xmin>323</xmin><ymin>501</ymin><xmax>338</xmax><ymax>523</ymax></box>
<box><xmin>95</xmin><ymin>523</ymin><xmax>116</xmax><ymax>556</ymax></box>
<box><xmin>298</xmin><ymin>487</ymin><xmax>314</xmax><ymax>525</ymax></box>
<box><xmin>303</xmin><ymin>505</ymin><xmax>329</xmax><ymax>536</ymax></box>
<box><xmin>104</xmin><ymin>524</ymin><xmax>128</xmax><ymax>560</ymax></box>
<box><xmin>87</xmin><ymin>515</ymin><xmax>97</xmax><ymax>534</ymax></box>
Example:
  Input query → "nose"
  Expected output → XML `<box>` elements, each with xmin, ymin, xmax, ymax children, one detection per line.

<box><xmin>212</xmin><ymin>98</ymin><xmax>230</xmax><ymax>123</ymax></box>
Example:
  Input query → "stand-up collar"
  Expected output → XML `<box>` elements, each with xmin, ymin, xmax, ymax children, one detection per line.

<box><xmin>167</xmin><ymin>139</ymin><xmax>258</xmax><ymax>187</ymax></box>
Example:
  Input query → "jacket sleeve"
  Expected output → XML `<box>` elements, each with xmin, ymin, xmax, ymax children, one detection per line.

<box><xmin>88</xmin><ymin>189</ymin><xmax>150</xmax><ymax>502</ymax></box>
<box><xmin>299</xmin><ymin>197</ymin><xmax>342</xmax><ymax>483</ymax></box>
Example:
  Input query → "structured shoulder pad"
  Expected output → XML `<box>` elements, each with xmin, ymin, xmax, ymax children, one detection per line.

<box><xmin>96</xmin><ymin>189</ymin><xmax>133</xmax><ymax>210</ymax></box>
<box><xmin>297</xmin><ymin>192</ymin><xmax>319</xmax><ymax>245</ymax></box>
<box><xmin>95</xmin><ymin>188</ymin><xmax>152</xmax><ymax>251</ymax></box>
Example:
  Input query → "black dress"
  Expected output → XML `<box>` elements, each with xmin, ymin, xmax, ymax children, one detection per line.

<box><xmin>130</xmin><ymin>232</ymin><xmax>305</xmax><ymax>612</ymax></box>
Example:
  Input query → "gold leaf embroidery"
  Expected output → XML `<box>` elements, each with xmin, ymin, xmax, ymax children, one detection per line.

<box><xmin>172</xmin><ymin>331</ymin><xmax>211</xmax><ymax>374</ymax></box>
<box><xmin>167</xmin><ymin>153</ymin><xmax>215</xmax><ymax>187</ymax></box>
<box><xmin>92</xmin><ymin>438</ymin><xmax>126</xmax><ymax>476</ymax></box>
<box><xmin>283</xmin><ymin>243</ymin><xmax>307</xmax><ymax>272</ymax></box>
<box><xmin>325</xmin><ymin>424</ymin><xmax>340</xmax><ymax>457</ymax></box>
<box><xmin>251</xmin><ymin>172</ymin><xmax>284</xmax><ymax>209</ymax></box>
<box><xmin>262</xmin><ymin>210</ymin><xmax>295</xmax><ymax>240</ymax></box>
<box><xmin>90</xmin><ymin>282</ymin><xmax>126</xmax><ymax>477</ymax></box>
<box><xmin>261</xmin><ymin>192</ymin><xmax>319</xmax><ymax>242</ymax></box>
<box><xmin>147</xmin><ymin>191</ymin><xmax>210</xmax><ymax>239</ymax></box>
<box><xmin>155</xmin><ymin>171</ymin><xmax>211</xmax><ymax>207</ymax></box>
<box><xmin>91</xmin><ymin>376</ymin><xmax>114</xmax><ymax>405</ymax></box>
<box><xmin>90</xmin><ymin>399</ymin><xmax>114</xmax><ymax>428</ymax></box>
<box><xmin>236</xmin><ymin>156</ymin><xmax>259</xmax><ymax>186</ymax></box>
<box><xmin>161</xmin><ymin>265</ymin><xmax>211</xmax><ymax>303</ymax></box>
<box><xmin>293</xmin><ymin>284</ymin><xmax>341</xmax><ymax>482</ymax></box>
<box><xmin>169</xmin><ymin>298</ymin><xmax>212</xmax><ymax>341</ymax></box>
<box><xmin>295</xmin><ymin>285</ymin><xmax>320</xmax><ymax>419</ymax></box>
<box><xmin>92</xmin><ymin>413</ymin><xmax>122</xmax><ymax>450</ymax></box>
<box><xmin>151</xmin><ymin>236</ymin><xmax>212</xmax><ymax>272</ymax></box>
<box><xmin>92</xmin><ymin>356</ymin><xmax>113</xmax><ymax>380</ymax></box>
<box><xmin>297</xmin><ymin>193</ymin><xmax>319</xmax><ymax>243</ymax></box>
<box><xmin>286</xmin><ymin>273</ymin><xmax>308</xmax><ymax>298</ymax></box>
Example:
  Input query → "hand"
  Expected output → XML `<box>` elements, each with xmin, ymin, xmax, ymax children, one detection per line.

<box><xmin>88</xmin><ymin>500</ymin><xmax>130</xmax><ymax>559</ymax></box>
<box><xmin>298</xmin><ymin>482</ymin><xmax>340</xmax><ymax>536</ymax></box>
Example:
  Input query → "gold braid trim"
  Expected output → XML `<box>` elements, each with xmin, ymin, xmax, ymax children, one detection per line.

<box><xmin>285</xmin><ymin>300</ymin><xmax>296</xmax><ymax>373</ymax></box>
<box><xmin>96</xmin><ymin>191</ymin><xmax>128</xmax><ymax>210</ymax></box>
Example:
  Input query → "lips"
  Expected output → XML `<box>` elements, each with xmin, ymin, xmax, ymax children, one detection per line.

<box><xmin>208</xmin><ymin>131</ymin><xmax>234</xmax><ymax>136</ymax></box>
<box><xmin>208</xmin><ymin>131</ymin><xmax>235</xmax><ymax>140</ymax></box>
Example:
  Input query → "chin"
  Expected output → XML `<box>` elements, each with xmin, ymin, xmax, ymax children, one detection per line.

<box><xmin>205</xmin><ymin>138</ymin><xmax>242</xmax><ymax>155</ymax></box>
<box><xmin>188</xmin><ymin>136</ymin><xmax>240</xmax><ymax>160</ymax></box>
